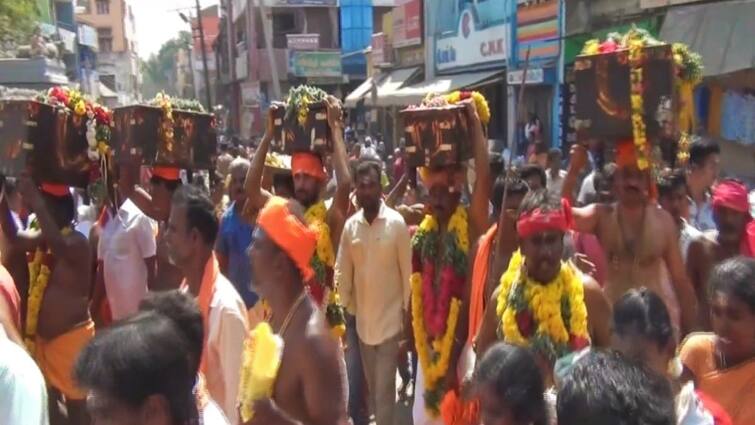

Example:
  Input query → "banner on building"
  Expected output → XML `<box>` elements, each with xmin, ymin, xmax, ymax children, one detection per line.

<box><xmin>287</xmin><ymin>34</ymin><xmax>320</xmax><ymax>50</ymax></box>
<box><xmin>640</xmin><ymin>0</ymin><xmax>705</xmax><ymax>8</ymax></box>
<box><xmin>434</xmin><ymin>0</ymin><xmax>509</xmax><ymax>72</ymax></box>
<box><xmin>516</xmin><ymin>0</ymin><xmax>560</xmax><ymax>64</ymax></box>
<box><xmin>289</xmin><ymin>51</ymin><xmax>342</xmax><ymax>77</ymax></box>
<box><xmin>393</xmin><ymin>0</ymin><xmax>422</xmax><ymax>48</ymax></box>
<box><xmin>262</xmin><ymin>0</ymin><xmax>337</xmax><ymax>5</ymax></box>
<box><xmin>371</xmin><ymin>33</ymin><xmax>392</xmax><ymax>65</ymax></box>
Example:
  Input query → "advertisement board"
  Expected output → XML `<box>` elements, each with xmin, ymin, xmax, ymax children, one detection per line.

<box><xmin>434</xmin><ymin>1</ymin><xmax>509</xmax><ymax>72</ymax></box>
<box><xmin>516</xmin><ymin>0</ymin><xmax>560</xmax><ymax>64</ymax></box>
<box><xmin>289</xmin><ymin>51</ymin><xmax>342</xmax><ymax>77</ymax></box>
<box><xmin>393</xmin><ymin>0</ymin><xmax>422</xmax><ymax>48</ymax></box>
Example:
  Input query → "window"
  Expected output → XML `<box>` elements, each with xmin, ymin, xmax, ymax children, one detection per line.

<box><xmin>96</xmin><ymin>0</ymin><xmax>110</xmax><ymax>14</ymax></box>
<box><xmin>98</xmin><ymin>27</ymin><xmax>113</xmax><ymax>53</ymax></box>
<box><xmin>272</xmin><ymin>12</ymin><xmax>297</xmax><ymax>48</ymax></box>
<box><xmin>76</xmin><ymin>0</ymin><xmax>91</xmax><ymax>14</ymax></box>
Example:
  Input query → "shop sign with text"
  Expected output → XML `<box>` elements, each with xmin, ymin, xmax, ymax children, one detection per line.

<box><xmin>435</xmin><ymin>3</ymin><xmax>509</xmax><ymax>72</ymax></box>
<box><xmin>393</xmin><ymin>0</ymin><xmax>422</xmax><ymax>47</ymax></box>
<box><xmin>289</xmin><ymin>51</ymin><xmax>342</xmax><ymax>77</ymax></box>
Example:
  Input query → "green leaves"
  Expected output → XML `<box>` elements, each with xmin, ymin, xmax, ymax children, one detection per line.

<box><xmin>0</xmin><ymin>0</ymin><xmax>39</xmax><ymax>54</ymax></box>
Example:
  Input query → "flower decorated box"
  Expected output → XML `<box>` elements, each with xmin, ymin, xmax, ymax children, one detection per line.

<box><xmin>574</xmin><ymin>44</ymin><xmax>675</xmax><ymax>141</ymax></box>
<box><xmin>0</xmin><ymin>100</ymin><xmax>92</xmax><ymax>187</ymax></box>
<box><xmin>111</xmin><ymin>105</ymin><xmax>217</xmax><ymax>169</ymax></box>
<box><xmin>270</xmin><ymin>100</ymin><xmax>331</xmax><ymax>155</ymax></box>
<box><xmin>400</xmin><ymin>104</ymin><xmax>473</xmax><ymax>168</ymax></box>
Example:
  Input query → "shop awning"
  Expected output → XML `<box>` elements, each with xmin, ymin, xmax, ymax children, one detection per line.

<box><xmin>660</xmin><ymin>0</ymin><xmax>755</xmax><ymax>77</ymax></box>
<box><xmin>344</xmin><ymin>67</ymin><xmax>420</xmax><ymax>108</ymax></box>
<box><xmin>382</xmin><ymin>70</ymin><xmax>504</xmax><ymax>107</ymax></box>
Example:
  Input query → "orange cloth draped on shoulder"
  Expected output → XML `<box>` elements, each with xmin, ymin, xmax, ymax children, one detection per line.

<box><xmin>467</xmin><ymin>224</ymin><xmax>497</xmax><ymax>344</ymax></box>
<box><xmin>679</xmin><ymin>333</ymin><xmax>755</xmax><ymax>425</ymax></box>
<box><xmin>35</xmin><ymin>320</ymin><xmax>95</xmax><ymax>400</ymax></box>
<box><xmin>182</xmin><ymin>253</ymin><xmax>220</xmax><ymax>373</ymax></box>
<box><xmin>291</xmin><ymin>152</ymin><xmax>326</xmax><ymax>181</ymax></box>
<box><xmin>256</xmin><ymin>196</ymin><xmax>318</xmax><ymax>281</ymax></box>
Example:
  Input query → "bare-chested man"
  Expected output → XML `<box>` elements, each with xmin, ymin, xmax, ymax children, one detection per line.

<box><xmin>475</xmin><ymin>189</ymin><xmax>612</xmax><ymax>385</ymax></box>
<box><xmin>686</xmin><ymin>179</ymin><xmax>755</xmax><ymax>330</ymax></box>
<box><xmin>467</xmin><ymin>175</ymin><xmax>529</xmax><ymax>345</ymax></box>
<box><xmin>244</xmin><ymin>196</ymin><xmax>349</xmax><ymax>425</ymax></box>
<box><xmin>563</xmin><ymin>142</ymin><xmax>698</xmax><ymax>334</ymax></box>
<box><xmin>409</xmin><ymin>101</ymin><xmax>490</xmax><ymax>425</ymax></box>
<box><xmin>244</xmin><ymin>96</ymin><xmax>351</xmax><ymax>305</ymax></box>
<box><xmin>0</xmin><ymin>177</ymin><xmax>92</xmax><ymax>425</ymax></box>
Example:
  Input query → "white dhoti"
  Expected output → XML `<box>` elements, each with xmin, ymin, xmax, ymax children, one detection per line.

<box><xmin>412</xmin><ymin>366</ymin><xmax>444</xmax><ymax>425</ymax></box>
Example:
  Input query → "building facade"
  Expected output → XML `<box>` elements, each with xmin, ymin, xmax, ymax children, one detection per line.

<box><xmin>76</xmin><ymin>0</ymin><xmax>141</xmax><ymax>104</ymax></box>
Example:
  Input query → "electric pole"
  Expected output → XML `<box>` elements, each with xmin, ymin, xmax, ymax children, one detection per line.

<box><xmin>195</xmin><ymin>0</ymin><xmax>213</xmax><ymax>110</ymax></box>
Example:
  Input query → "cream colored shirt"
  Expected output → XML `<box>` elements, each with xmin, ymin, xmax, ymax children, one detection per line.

<box><xmin>205</xmin><ymin>275</ymin><xmax>249</xmax><ymax>425</ymax></box>
<box><xmin>335</xmin><ymin>202</ymin><xmax>412</xmax><ymax>346</ymax></box>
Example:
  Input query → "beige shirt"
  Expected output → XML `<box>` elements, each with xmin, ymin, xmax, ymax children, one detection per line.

<box><xmin>335</xmin><ymin>202</ymin><xmax>412</xmax><ymax>346</ymax></box>
<box><xmin>205</xmin><ymin>275</ymin><xmax>249</xmax><ymax>425</ymax></box>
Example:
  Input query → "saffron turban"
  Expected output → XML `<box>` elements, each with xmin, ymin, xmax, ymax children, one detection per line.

<box><xmin>256</xmin><ymin>196</ymin><xmax>317</xmax><ymax>280</ymax></box>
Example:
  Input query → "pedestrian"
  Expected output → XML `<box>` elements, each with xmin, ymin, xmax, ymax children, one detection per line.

<box><xmin>0</xmin><ymin>323</ymin><xmax>49</xmax><ymax>425</ymax></box>
<box><xmin>687</xmin><ymin>139</ymin><xmax>721</xmax><ymax>232</ymax></box>
<box><xmin>545</xmin><ymin>148</ymin><xmax>567</xmax><ymax>195</ymax></box>
<box><xmin>336</xmin><ymin>161</ymin><xmax>412</xmax><ymax>425</ymax></box>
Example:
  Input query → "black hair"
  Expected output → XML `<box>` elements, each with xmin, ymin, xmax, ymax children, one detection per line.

<box><xmin>75</xmin><ymin>311</ymin><xmax>199</xmax><ymax>424</ymax></box>
<box><xmin>557</xmin><ymin>350</ymin><xmax>676</xmax><ymax>425</ymax></box>
<box><xmin>272</xmin><ymin>173</ymin><xmax>294</xmax><ymax>195</ymax></box>
<box><xmin>709</xmin><ymin>256</ymin><xmax>755</xmax><ymax>312</ymax></box>
<box><xmin>356</xmin><ymin>160</ymin><xmax>382</xmax><ymax>181</ymax></box>
<box><xmin>473</xmin><ymin>343</ymin><xmax>547</xmax><ymax>425</ymax></box>
<box><xmin>656</xmin><ymin>169</ymin><xmax>687</xmax><ymax>199</ymax></box>
<box><xmin>519</xmin><ymin>164</ymin><xmax>547</xmax><ymax>188</ymax></box>
<box><xmin>518</xmin><ymin>189</ymin><xmax>561</xmax><ymax>219</ymax></box>
<box><xmin>43</xmin><ymin>192</ymin><xmax>76</xmax><ymax>226</ymax></box>
<box><xmin>172</xmin><ymin>184</ymin><xmax>219</xmax><ymax>246</ymax></box>
<box><xmin>492</xmin><ymin>174</ymin><xmax>529</xmax><ymax>214</ymax></box>
<box><xmin>151</xmin><ymin>175</ymin><xmax>182</xmax><ymax>193</ymax></box>
<box><xmin>548</xmin><ymin>148</ymin><xmax>562</xmax><ymax>161</ymax></box>
<box><xmin>613</xmin><ymin>288</ymin><xmax>673</xmax><ymax>350</ymax></box>
<box><xmin>139</xmin><ymin>290</ymin><xmax>203</xmax><ymax>373</ymax></box>
<box><xmin>688</xmin><ymin>138</ymin><xmax>720</xmax><ymax>168</ymax></box>
<box><xmin>593</xmin><ymin>163</ymin><xmax>617</xmax><ymax>192</ymax></box>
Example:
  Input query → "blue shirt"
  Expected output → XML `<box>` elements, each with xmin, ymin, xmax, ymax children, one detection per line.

<box><xmin>216</xmin><ymin>202</ymin><xmax>257</xmax><ymax>307</ymax></box>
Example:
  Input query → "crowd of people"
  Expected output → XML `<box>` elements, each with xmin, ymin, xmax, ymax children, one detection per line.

<box><xmin>0</xmin><ymin>96</ymin><xmax>753</xmax><ymax>425</ymax></box>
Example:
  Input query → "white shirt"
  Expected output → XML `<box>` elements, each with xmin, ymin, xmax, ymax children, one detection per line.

<box><xmin>335</xmin><ymin>202</ymin><xmax>412</xmax><ymax>345</ymax></box>
<box><xmin>205</xmin><ymin>276</ymin><xmax>249</xmax><ymax>425</ymax></box>
<box><xmin>0</xmin><ymin>328</ymin><xmax>49</xmax><ymax>425</ymax></box>
<box><xmin>97</xmin><ymin>199</ymin><xmax>157</xmax><ymax>320</ymax></box>
<box><xmin>547</xmin><ymin>169</ymin><xmax>568</xmax><ymax>196</ymax></box>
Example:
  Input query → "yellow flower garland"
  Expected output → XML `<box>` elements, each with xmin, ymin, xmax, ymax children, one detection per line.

<box><xmin>238</xmin><ymin>322</ymin><xmax>284</xmax><ymax>423</ymax></box>
<box><xmin>24</xmin><ymin>227</ymin><xmax>72</xmax><ymax>355</ymax></box>
<box><xmin>411</xmin><ymin>206</ymin><xmax>468</xmax><ymax>417</ymax></box>
<box><xmin>496</xmin><ymin>251</ymin><xmax>590</xmax><ymax>360</ymax></box>
<box><xmin>628</xmin><ymin>39</ymin><xmax>650</xmax><ymax>170</ymax></box>
<box><xmin>304</xmin><ymin>201</ymin><xmax>335</xmax><ymax>269</ymax></box>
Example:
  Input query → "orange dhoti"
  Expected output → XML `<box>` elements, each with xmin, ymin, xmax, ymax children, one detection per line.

<box><xmin>35</xmin><ymin>320</ymin><xmax>95</xmax><ymax>400</ymax></box>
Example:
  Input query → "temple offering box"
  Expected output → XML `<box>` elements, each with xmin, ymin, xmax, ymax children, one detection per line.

<box><xmin>270</xmin><ymin>85</ymin><xmax>334</xmax><ymax>156</ymax></box>
<box><xmin>574</xmin><ymin>44</ymin><xmax>676</xmax><ymax>141</ymax></box>
<box><xmin>0</xmin><ymin>99</ymin><xmax>93</xmax><ymax>187</ymax></box>
<box><xmin>112</xmin><ymin>104</ymin><xmax>217</xmax><ymax>169</ymax></box>
<box><xmin>400</xmin><ymin>104</ymin><xmax>473</xmax><ymax>168</ymax></box>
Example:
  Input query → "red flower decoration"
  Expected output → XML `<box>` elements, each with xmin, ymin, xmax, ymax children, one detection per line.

<box><xmin>569</xmin><ymin>335</ymin><xmax>590</xmax><ymax>351</ymax></box>
<box><xmin>599</xmin><ymin>40</ymin><xmax>618</xmax><ymax>54</ymax></box>
<box><xmin>516</xmin><ymin>310</ymin><xmax>534</xmax><ymax>337</ymax></box>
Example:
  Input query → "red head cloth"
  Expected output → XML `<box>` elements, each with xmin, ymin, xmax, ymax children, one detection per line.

<box><xmin>40</xmin><ymin>183</ymin><xmax>70</xmax><ymax>197</ymax></box>
<box><xmin>256</xmin><ymin>196</ymin><xmax>317</xmax><ymax>280</ymax></box>
<box><xmin>517</xmin><ymin>197</ymin><xmax>574</xmax><ymax>239</ymax></box>
<box><xmin>712</xmin><ymin>180</ymin><xmax>750</xmax><ymax>214</ymax></box>
<box><xmin>152</xmin><ymin>166</ymin><xmax>181</xmax><ymax>181</ymax></box>
<box><xmin>291</xmin><ymin>152</ymin><xmax>326</xmax><ymax>181</ymax></box>
<box><xmin>615</xmin><ymin>139</ymin><xmax>637</xmax><ymax>169</ymax></box>
<box><xmin>712</xmin><ymin>179</ymin><xmax>754</xmax><ymax>257</ymax></box>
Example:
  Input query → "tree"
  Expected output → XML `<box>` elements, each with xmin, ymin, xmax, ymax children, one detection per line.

<box><xmin>140</xmin><ymin>31</ymin><xmax>193</xmax><ymax>99</ymax></box>
<box><xmin>0</xmin><ymin>0</ymin><xmax>39</xmax><ymax>56</ymax></box>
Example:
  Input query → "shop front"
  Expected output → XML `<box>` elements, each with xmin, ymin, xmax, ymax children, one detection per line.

<box><xmin>429</xmin><ymin>0</ymin><xmax>512</xmax><ymax>142</ymax></box>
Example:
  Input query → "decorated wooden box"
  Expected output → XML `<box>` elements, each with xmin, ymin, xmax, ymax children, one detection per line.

<box><xmin>111</xmin><ymin>105</ymin><xmax>217</xmax><ymax>169</ymax></box>
<box><xmin>270</xmin><ymin>101</ymin><xmax>331</xmax><ymax>155</ymax></box>
<box><xmin>400</xmin><ymin>104</ymin><xmax>473</xmax><ymax>168</ymax></box>
<box><xmin>0</xmin><ymin>100</ymin><xmax>91</xmax><ymax>187</ymax></box>
<box><xmin>574</xmin><ymin>44</ymin><xmax>675</xmax><ymax>141</ymax></box>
